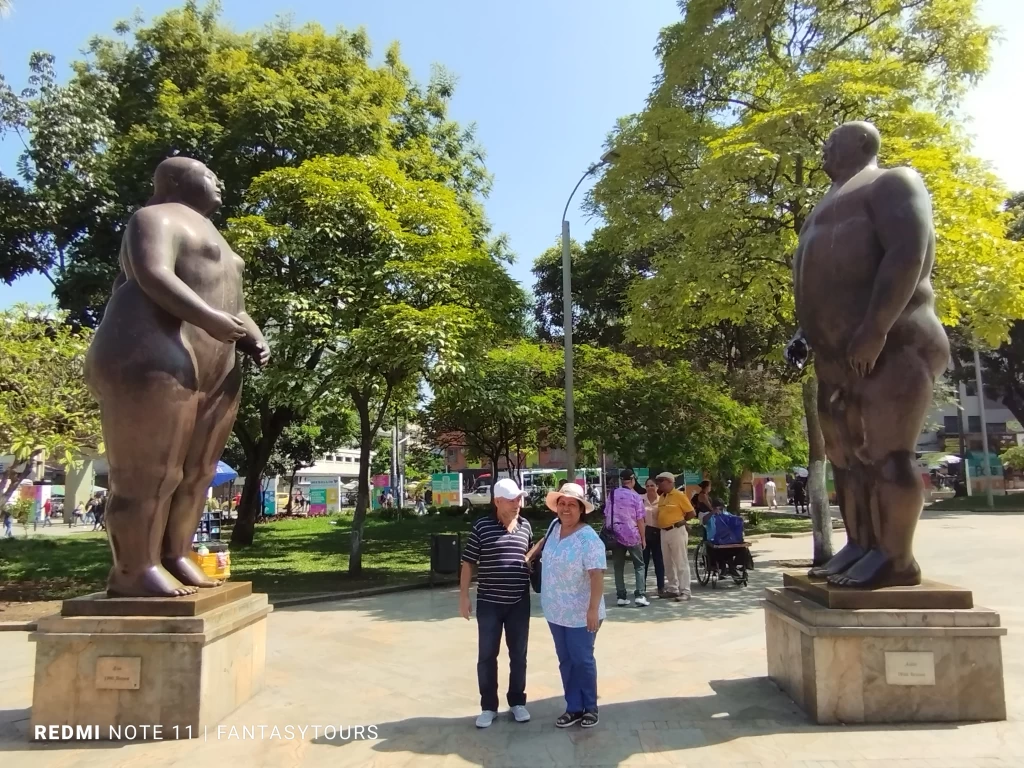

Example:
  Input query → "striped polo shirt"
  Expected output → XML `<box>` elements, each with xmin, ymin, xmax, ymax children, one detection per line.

<box><xmin>462</xmin><ymin>513</ymin><xmax>533</xmax><ymax>604</ymax></box>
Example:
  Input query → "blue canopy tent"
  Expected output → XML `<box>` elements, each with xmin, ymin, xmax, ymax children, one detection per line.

<box><xmin>211</xmin><ymin>461</ymin><xmax>238</xmax><ymax>488</ymax></box>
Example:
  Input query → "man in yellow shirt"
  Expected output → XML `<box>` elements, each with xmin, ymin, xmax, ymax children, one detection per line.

<box><xmin>655</xmin><ymin>472</ymin><xmax>695</xmax><ymax>601</ymax></box>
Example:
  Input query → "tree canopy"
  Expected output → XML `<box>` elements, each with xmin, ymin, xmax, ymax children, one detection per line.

<box><xmin>0</xmin><ymin>305</ymin><xmax>102</xmax><ymax>508</ymax></box>
<box><xmin>231</xmin><ymin>153</ymin><xmax>523</xmax><ymax>567</ymax></box>
<box><xmin>595</xmin><ymin>0</ymin><xmax>1020</xmax><ymax>349</ymax></box>
<box><xmin>422</xmin><ymin>342</ymin><xmax>563</xmax><ymax>491</ymax></box>
<box><xmin>0</xmin><ymin>1</ymin><xmax>501</xmax><ymax>324</ymax></box>
<box><xmin>0</xmin><ymin>3</ymin><xmax>527</xmax><ymax>564</ymax></box>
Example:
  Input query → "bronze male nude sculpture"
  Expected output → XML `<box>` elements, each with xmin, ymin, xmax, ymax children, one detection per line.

<box><xmin>786</xmin><ymin>122</ymin><xmax>949</xmax><ymax>589</ymax></box>
<box><xmin>86</xmin><ymin>157</ymin><xmax>270</xmax><ymax>597</ymax></box>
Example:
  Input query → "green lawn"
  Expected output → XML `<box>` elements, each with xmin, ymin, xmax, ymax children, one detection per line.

<box><xmin>0</xmin><ymin>510</ymin><xmax>812</xmax><ymax>602</ymax></box>
<box><xmin>926</xmin><ymin>494</ymin><xmax>1024</xmax><ymax>512</ymax></box>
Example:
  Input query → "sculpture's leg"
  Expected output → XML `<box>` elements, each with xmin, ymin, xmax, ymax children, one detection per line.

<box><xmin>829</xmin><ymin>353</ymin><xmax>931</xmax><ymax>588</ymax></box>
<box><xmin>162</xmin><ymin>365</ymin><xmax>241</xmax><ymax>588</ymax></box>
<box><xmin>808</xmin><ymin>376</ymin><xmax>867</xmax><ymax>578</ymax></box>
<box><xmin>104</xmin><ymin>378</ymin><xmax>200</xmax><ymax>597</ymax></box>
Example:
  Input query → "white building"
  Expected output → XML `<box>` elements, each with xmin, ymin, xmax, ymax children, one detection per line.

<box><xmin>295</xmin><ymin>447</ymin><xmax>365</xmax><ymax>485</ymax></box>
<box><xmin>917</xmin><ymin>380</ymin><xmax>1021</xmax><ymax>454</ymax></box>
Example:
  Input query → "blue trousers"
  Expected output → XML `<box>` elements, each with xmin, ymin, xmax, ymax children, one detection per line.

<box><xmin>548</xmin><ymin>621</ymin><xmax>599</xmax><ymax>713</ymax></box>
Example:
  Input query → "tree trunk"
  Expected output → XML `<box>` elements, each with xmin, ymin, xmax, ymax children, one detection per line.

<box><xmin>0</xmin><ymin>452</ymin><xmax>39</xmax><ymax>510</ymax></box>
<box><xmin>232</xmin><ymin>470</ymin><xmax>265</xmax><ymax>546</ymax></box>
<box><xmin>285</xmin><ymin>470</ymin><xmax>297</xmax><ymax>515</ymax></box>
<box><xmin>950</xmin><ymin>357</ymin><xmax>970</xmax><ymax>495</ymax></box>
<box><xmin>728</xmin><ymin>473</ymin><xmax>742</xmax><ymax>513</ymax></box>
<box><xmin>802</xmin><ymin>375</ymin><xmax>833</xmax><ymax>565</ymax></box>
<box><xmin>350</xmin><ymin>402</ymin><xmax>373</xmax><ymax>576</ymax></box>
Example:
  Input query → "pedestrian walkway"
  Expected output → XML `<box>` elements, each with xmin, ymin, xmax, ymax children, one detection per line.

<box><xmin>0</xmin><ymin>511</ymin><xmax>1020</xmax><ymax>766</ymax></box>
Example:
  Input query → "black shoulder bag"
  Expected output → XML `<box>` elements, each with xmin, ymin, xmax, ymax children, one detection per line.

<box><xmin>599</xmin><ymin>488</ymin><xmax>617</xmax><ymax>549</ymax></box>
<box><xmin>529</xmin><ymin>518</ymin><xmax>560</xmax><ymax>594</ymax></box>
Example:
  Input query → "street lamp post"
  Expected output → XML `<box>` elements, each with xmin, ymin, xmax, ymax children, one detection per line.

<box><xmin>972</xmin><ymin>347</ymin><xmax>995</xmax><ymax>509</ymax></box>
<box><xmin>561</xmin><ymin>150</ymin><xmax>618</xmax><ymax>483</ymax></box>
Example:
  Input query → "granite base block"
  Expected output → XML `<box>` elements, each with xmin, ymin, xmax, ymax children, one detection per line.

<box><xmin>29</xmin><ymin>586</ymin><xmax>270</xmax><ymax>740</ymax></box>
<box><xmin>763</xmin><ymin>586</ymin><xmax>1006</xmax><ymax>724</ymax></box>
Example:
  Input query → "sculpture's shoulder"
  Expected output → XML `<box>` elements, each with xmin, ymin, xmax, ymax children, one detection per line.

<box><xmin>871</xmin><ymin>165</ymin><xmax>929</xmax><ymax>203</ymax></box>
<box><xmin>126</xmin><ymin>203</ymin><xmax>184</xmax><ymax>239</ymax></box>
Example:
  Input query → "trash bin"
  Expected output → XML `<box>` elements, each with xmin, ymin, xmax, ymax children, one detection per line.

<box><xmin>430</xmin><ymin>533</ymin><xmax>461</xmax><ymax>584</ymax></box>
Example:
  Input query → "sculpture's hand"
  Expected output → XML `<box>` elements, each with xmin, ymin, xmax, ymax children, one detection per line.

<box><xmin>847</xmin><ymin>325</ymin><xmax>886</xmax><ymax>377</ymax></box>
<box><xmin>204</xmin><ymin>310</ymin><xmax>247</xmax><ymax>343</ymax></box>
<box><xmin>784</xmin><ymin>330</ymin><xmax>810</xmax><ymax>370</ymax></box>
<box><xmin>249</xmin><ymin>338</ymin><xmax>271</xmax><ymax>368</ymax></box>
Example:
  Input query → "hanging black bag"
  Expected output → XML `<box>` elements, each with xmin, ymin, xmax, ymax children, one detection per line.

<box><xmin>599</xmin><ymin>486</ymin><xmax>617</xmax><ymax>549</ymax></box>
<box><xmin>529</xmin><ymin>518</ymin><xmax>560</xmax><ymax>593</ymax></box>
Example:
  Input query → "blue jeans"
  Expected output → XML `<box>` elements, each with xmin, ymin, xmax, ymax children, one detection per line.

<box><xmin>477</xmin><ymin>595</ymin><xmax>530</xmax><ymax>712</ymax></box>
<box><xmin>548</xmin><ymin>622</ymin><xmax>599</xmax><ymax>713</ymax></box>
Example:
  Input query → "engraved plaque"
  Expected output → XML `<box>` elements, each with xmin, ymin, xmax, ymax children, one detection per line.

<box><xmin>885</xmin><ymin>651</ymin><xmax>935</xmax><ymax>686</ymax></box>
<box><xmin>95</xmin><ymin>657</ymin><xmax>141</xmax><ymax>690</ymax></box>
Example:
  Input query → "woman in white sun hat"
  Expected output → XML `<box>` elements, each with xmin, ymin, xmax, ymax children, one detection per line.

<box><xmin>532</xmin><ymin>481</ymin><xmax>607</xmax><ymax>729</ymax></box>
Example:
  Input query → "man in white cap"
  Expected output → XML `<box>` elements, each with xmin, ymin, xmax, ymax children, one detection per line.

<box><xmin>460</xmin><ymin>477</ymin><xmax>533</xmax><ymax>728</ymax></box>
<box><xmin>655</xmin><ymin>472</ymin><xmax>696</xmax><ymax>601</ymax></box>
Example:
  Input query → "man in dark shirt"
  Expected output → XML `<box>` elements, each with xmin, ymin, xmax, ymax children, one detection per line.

<box><xmin>460</xmin><ymin>478</ymin><xmax>533</xmax><ymax>728</ymax></box>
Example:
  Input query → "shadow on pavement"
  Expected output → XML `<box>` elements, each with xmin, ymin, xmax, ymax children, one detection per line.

<box><xmin>312</xmin><ymin>679</ymin><xmax>959</xmax><ymax>765</ymax></box>
<box><xmin>273</xmin><ymin>564</ymin><xmax>791</xmax><ymax>625</ymax></box>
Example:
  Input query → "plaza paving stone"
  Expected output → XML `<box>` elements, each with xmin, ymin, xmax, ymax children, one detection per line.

<box><xmin>0</xmin><ymin>508</ymin><xmax>1021</xmax><ymax>767</ymax></box>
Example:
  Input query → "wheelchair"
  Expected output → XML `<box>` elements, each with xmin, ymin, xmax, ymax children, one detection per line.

<box><xmin>693</xmin><ymin>520</ymin><xmax>753</xmax><ymax>588</ymax></box>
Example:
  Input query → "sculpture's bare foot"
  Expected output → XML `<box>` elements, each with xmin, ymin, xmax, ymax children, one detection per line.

<box><xmin>827</xmin><ymin>549</ymin><xmax>921</xmax><ymax>589</ymax></box>
<box><xmin>808</xmin><ymin>541</ymin><xmax>866</xmax><ymax>578</ymax></box>
<box><xmin>107</xmin><ymin>565</ymin><xmax>198</xmax><ymax>597</ymax></box>
<box><xmin>162</xmin><ymin>555</ymin><xmax>223</xmax><ymax>588</ymax></box>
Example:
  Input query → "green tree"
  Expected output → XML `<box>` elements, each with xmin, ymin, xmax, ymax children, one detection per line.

<box><xmin>230</xmin><ymin>154</ymin><xmax>521</xmax><ymax>569</ymax></box>
<box><xmin>404</xmin><ymin>443</ymin><xmax>445</xmax><ymax>482</ymax></box>
<box><xmin>1007</xmin><ymin>192</ymin><xmax>1024</xmax><ymax>243</ymax></box>
<box><xmin>946</xmin><ymin>194</ymin><xmax>1024</xmax><ymax>428</ymax></box>
<box><xmin>0</xmin><ymin>305</ymin><xmax>102</xmax><ymax>509</ymax></box>
<box><xmin>0</xmin><ymin>0</ymin><xmax>502</xmax><ymax>323</ymax></box>
<box><xmin>532</xmin><ymin>234</ymin><xmax>649</xmax><ymax>347</ymax></box>
<box><xmin>0</xmin><ymin>4</ymin><xmax>526</xmax><ymax>551</ymax></box>
<box><xmin>575</xmin><ymin>347</ymin><xmax>791</xmax><ymax>497</ymax></box>
<box><xmin>1000</xmin><ymin>445</ymin><xmax>1024</xmax><ymax>472</ymax></box>
<box><xmin>422</xmin><ymin>342</ymin><xmax>563</xmax><ymax>497</ymax></box>
<box><xmin>593</xmin><ymin>0</ymin><xmax>1021</xmax><ymax>563</ymax></box>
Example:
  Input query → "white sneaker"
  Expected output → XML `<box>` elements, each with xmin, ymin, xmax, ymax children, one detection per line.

<box><xmin>616</xmin><ymin>598</ymin><xmax>630</xmax><ymax>607</ymax></box>
<box><xmin>475</xmin><ymin>710</ymin><xmax>497</xmax><ymax>728</ymax></box>
<box><xmin>510</xmin><ymin>705</ymin><xmax>531</xmax><ymax>723</ymax></box>
<box><xmin>635</xmin><ymin>595</ymin><xmax>650</xmax><ymax>607</ymax></box>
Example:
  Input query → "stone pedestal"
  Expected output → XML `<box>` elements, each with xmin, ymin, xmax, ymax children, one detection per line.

<box><xmin>764</xmin><ymin>574</ymin><xmax>1006</xmax><ymax>724</ymax></box>
<box><xmin>29</xmin><ymin>582</ymin><xmax>270</xmax><ymax>740</ymax></box>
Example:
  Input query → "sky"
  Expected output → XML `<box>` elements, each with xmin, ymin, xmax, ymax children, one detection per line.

<box><xmin>1</xmin><ymin>0</ymin><xmax>1022</xmax><ymax>310</ymax></box>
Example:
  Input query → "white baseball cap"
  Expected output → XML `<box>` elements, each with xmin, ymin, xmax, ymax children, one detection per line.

<box><xmin>493</xmin><ymin>478</ymin><xmax>525</xmax><ymax>501</ymax></box>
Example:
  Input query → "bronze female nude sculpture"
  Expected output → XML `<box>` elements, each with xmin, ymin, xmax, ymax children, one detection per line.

<box><xmin>787</xmin><ymin>122</ymin><xmax>950</xmax><ymax>589</ymax></box>
<box><xmin>86</xmin><ymin>157</ymin><xmax>270</xmax><ymax>597</ymax></box>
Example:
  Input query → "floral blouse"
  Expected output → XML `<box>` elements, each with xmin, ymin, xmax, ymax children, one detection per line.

<box><xmin>540</xmin><ymin>523</ymin><xmax>607</xmax><ymax>628</ymax></box>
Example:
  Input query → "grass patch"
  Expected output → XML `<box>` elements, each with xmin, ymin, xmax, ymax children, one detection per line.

<box><xmin>0</xmin><ymin>533</ymin><xmax>110</xmax><ymax>600</ymax></box>
<box><xmin>231</xmin><ymin>513</ymin><xmax>474</xmax><ymax>595</ymax></box>
<box><xmin>0</xmin><ymin>509</ymin><xmax>816</xmax><ymax>602</ymax></box>
<box><xmin>743</xmin><ymin>517</ymin><xmax>814</xmax><ymax>536</ymax></box>
<box><xmin>0</xmin><ymin>513</ymin><xmax>476</xmax><ymax>601</ymax></box>
<box><xmin>926</xmin><ymin>494</ymin><xmax>1024</xmax><ymax>512</ymax></box>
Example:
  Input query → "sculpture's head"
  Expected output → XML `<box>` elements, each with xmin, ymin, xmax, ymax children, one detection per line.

<box><xmin>822</xmin><ymin>121</ymin><xmax>881</xmax><ymax>181</ymax></box>
<box><xmin>152</xmin><ymin>157</ymin><xmax>223</xmax><ymax>215</ymax></box>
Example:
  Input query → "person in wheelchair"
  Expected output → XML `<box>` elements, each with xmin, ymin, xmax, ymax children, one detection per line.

<box><xmin>695</xmin><ymin>499</ymin><xmax>754</xmax><ymax>586</ymax></box>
